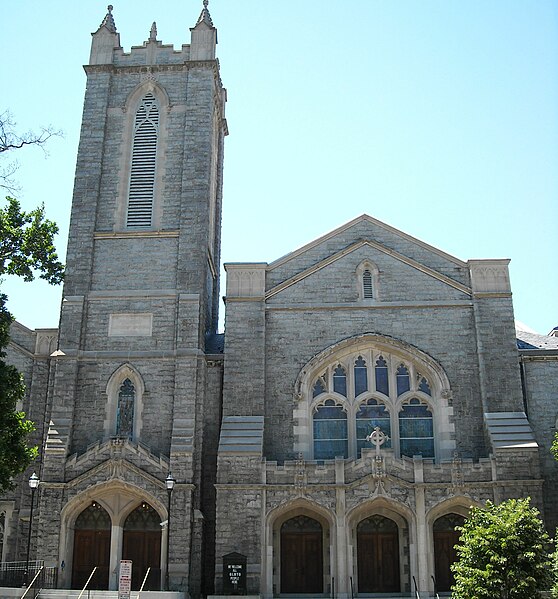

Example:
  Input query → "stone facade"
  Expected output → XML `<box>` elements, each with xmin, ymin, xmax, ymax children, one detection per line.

<box><xmin>1</xmin><ymin>5</ymin><xmax>558</xmax><ymax>599</ymax></box>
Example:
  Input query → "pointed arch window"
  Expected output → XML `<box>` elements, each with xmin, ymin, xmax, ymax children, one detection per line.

<box><xmin>396</xmin><ymin>364</ymin><xmax>411</xmax><ymax>396</ymax></box>
<box><xmin>375</xmin><ymin>356</ymin><xmax>389</xmax><ymax>395</ymax></box>
<box><xmin>418</xmin><ymin>375</ymin><xmax>432</xmax><ymax>396</ymax></box>
<box><xmin>354</xmin><ymin>356</ymin><xmax>368</xmax><ymax>396</ymax></box>
<box><xmin>313</xmin><ymin>399</ymin><xmax>348</xmax><ymax>459</ymax></box>
<box><xmin>333</xmin><ymin>365</ymin><xmax>347</xmax><ymax>397</ymax></box>
<box><xmin>127</xmin><ymin>93</ymin><xmax>159</xmax><ymax>228</ymax></box>
<box><xmin>116</xmin><ymin>378</ymin><xmax>135</xmax><ymax>439</ymax></box>
<box><xmin>312</xmin><ymin>376</ymin><xmax>326</xmax><ymax>398</ymax></box>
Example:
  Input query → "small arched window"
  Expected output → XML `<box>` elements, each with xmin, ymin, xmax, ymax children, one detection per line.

<box><xmin>333</xmin><ymin>365</ymin><xmax>347</xmax><ymax>397</ymax></box>
<box><xmin>396</xmin><ymin>364</ymin><xmax>411</xmax><ymax>396</ymax></box>
<box><xmin>356</xmin><ymin>399</ymin><xmax>391</xmax><ymax>457</ymax></box>
<box><xmin>354</xmin><ymin>356</ymin><xmax>368</xmax><ymax>396</ymax></box>
<box><xmin>312</xmin><ymin>376</ymin><xmax>326</xmax><ymax>398</ymax></box>
<box><xmin>127</xmin><ymin>93</ymin><xmax>159</xmax><ymax>228</ymax></box>
<box><xmin>399</xmin><ymin>398</ymin><xmax>434</xmax><ymax>458</ymax></box>
<box><xmin>375</xmin><ymin>356</ymin><xmax>389</xmax><ymax>395</ymax></box>
<box><xmin>116</xmin><ymin>378</ymin><xmax>135</xmax><ymax>439</ymax></box>
<box><xmin>313</xmin><ymin>399</ymin><xmax>348</xmax><ymax>459</ymax></box>
<box><xmin>418</xmin><ymin>375</ymin><xmax>432</xmax><ymax>396</ymax></box>
<box><xmin>362</xmin><ymin>269</ymin><xmax>374</xmax><ymax>299</ymax></box>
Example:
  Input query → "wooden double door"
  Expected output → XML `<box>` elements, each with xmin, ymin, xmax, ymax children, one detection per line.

<box><xmin>280</xmin><ymin>515</ymin><xmax>323</xmax><ymax>594</ymax></box>
<box><xmin>72</xmin><ymin>502</ymin><xmax>162</xmax><ymax>591</ymax></box>
<box><xmin>357</xmin><ymin>515</ymin><xmax>400</xmax><ymax>593</ymax></box>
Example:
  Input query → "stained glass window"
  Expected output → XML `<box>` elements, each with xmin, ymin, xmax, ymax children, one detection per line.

<box><xmin>333</xmin><ymin>365</ymin><xmax>347</xmax><ymax>397</ymax></box>
<box><xmin>356</xmin><ymin>398</ymin><xmax>391</xmax><ymax>457</ymax></box>
<box><xmin>312</xmin><ymin>377</ymin><xmax>326</xmax><ymax>398</ymax></box>
<box><xmin>116</xmin><ymin>378</ymin><xmax>135</xmax><ymax>439</ymax></box>
<box><xmin>354</xmin><ymin>356</ymin><xmax>368</xmax><ymax>396</ymax></box>
<box><xmin>313</xmin><ymin>399</ymin><xmax>348</xmax><ymax>459</ymax></box>
<box><xmin>399</xmin><ymin>398</ymin><xmax>434</xmax><ymax>458</ymax></box>
<box><xmin>396</xmin><ymin>364</ymin><xmax>410</xmax><ymax>396</ymax></box>
<box><xmin>418</xmin><ymin>375</ymin><xmax>431</xmax><ymax>396</ymax></box>
<box><xmin>375</xmin><ymin>356</ymin><xmax>389</xmax><ymax>395</ymax></box>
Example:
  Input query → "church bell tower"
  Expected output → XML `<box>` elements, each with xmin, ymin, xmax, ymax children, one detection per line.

<box><xmin>37</xmin><ymin>3</ymin><xmax>227</xmax><ymax>594</ymax></box>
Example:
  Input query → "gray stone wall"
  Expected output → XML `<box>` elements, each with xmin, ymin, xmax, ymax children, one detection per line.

<box><xmin>523</xmin><ymin>357</ymin><xmax>558</xmax><ymax>531</ymax></box>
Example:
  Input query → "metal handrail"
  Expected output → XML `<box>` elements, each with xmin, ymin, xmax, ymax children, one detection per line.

<box><xmin>331</xmin><ymin>576</ymin><xmax>335</xmax><ymax>599</ymax></box>
<box><xmin>349</xmin><ymin>575</ymin><xmax>354</xmax><ymax>599</ymax></box>
<box><xmin>20</xmin><ymin>566</ymin><xmax>43</xmax><ymax>599</ymax></box>
<box><xmin>412</xmin><ymin>575</ymin><xmax>421</xmax><ymax>599</ymax></box>
<box><xmin>77</xmin><ymin>567</ymin><xmax>97</xmax><ymax>599</ymax></box>
<box><xmin>431</xmin><ymin>574</ymin><xmax>440</xmax><ymax>599</ymax></box>
<box><xmin>136</xmin><ymin>567</ymin><xmax>151</xmax><ymax>599</ymax></box>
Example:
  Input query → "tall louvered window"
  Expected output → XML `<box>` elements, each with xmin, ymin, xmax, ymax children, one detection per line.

<box><xmin>362</xmin><ymin>269</ymin><xmax>374</xmax><ymax>298</ymax></box>
<box><xmin>127</xmin><ymin>94</ymin><xmax>159</xmax><ymax>228</ymax></box>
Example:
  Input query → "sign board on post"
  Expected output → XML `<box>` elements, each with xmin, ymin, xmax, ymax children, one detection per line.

<box><xmin>119</xmin><ymin>560</ymin><xmax>133</xmax><ymax>599</ymax></box>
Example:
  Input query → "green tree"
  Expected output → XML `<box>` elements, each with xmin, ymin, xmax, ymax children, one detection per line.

<box><xmin>552</xmin><ymin>433</ymin><xmax>558</xmax><ymax>598</ymax></box>
<box><xmin>451</xmin><ymin>498</ymin><xmax>552</xmax><ymax>599</ymax></box>
<box><xmin>0</xmin><ymin>294</ymin><xmax>37</xmax><ymax>492</ymax></box>
<box><xmin>0</xmin><ymin>196</ymin><xmax>64</xmax><ymax>492</ymax></box>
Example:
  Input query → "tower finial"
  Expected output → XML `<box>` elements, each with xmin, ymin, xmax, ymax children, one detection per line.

<box><xmin>149</xmin><ymin>21</ymin><xmax>157</xmax><ymax>41</ymax></box>
<box><xmin>97</xmin><ymin>4</ymin><xmax>117</xmax><ymax>33</ymax></box>
<box><xmin>196</xmin><ymin>0</ymin><xmax>214</xmax><ymax>27</ymax></box>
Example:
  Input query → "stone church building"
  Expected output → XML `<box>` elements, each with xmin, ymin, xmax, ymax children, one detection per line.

<box><xmin>2</xmin><ymin>4</ymin><xmax>558</xmax><ymax>598</ymax></box>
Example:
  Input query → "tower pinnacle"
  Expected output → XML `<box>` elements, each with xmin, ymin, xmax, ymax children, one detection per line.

<box><xmin>97</xmin><ymin>5</ymin><xmax>117</xmax><ymax>33</ymax></box>
<box><xmin>196</xmin><ymin>0</ymin><xmax>214</xmax><ymax>27</ymax></box>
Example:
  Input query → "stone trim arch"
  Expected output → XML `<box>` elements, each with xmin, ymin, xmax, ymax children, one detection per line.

<box><xmin>263</xmin><ymin>497</ymin><xmax>335</xmax><ymax>599</ymax></box>
<box><xmin>356</xmin><ymin>260</ymin><xmax>380</xmax><ymax>300</ymax></box>
<box><xmin>104</xmin><ymin>364</ymin><xmax>145</xmax><ymax>442</ymax></box>
<box><xmin>58</xmin><ymin>480</ymin><xmax>167</xmax><ymax>591</ymax></box>
<box><xmin>115</xmin><ymin>81</ymin><xmax>170</xmax><ymax>231</ymax></box>
<box><xmin>293</xmin><ymin>333</ymin><xmax>454</xmax><ymax>461</ymax></box>
<box><xmin>346</xmin><ymin>496</ymin><xmax>415</xmax><ymax>596</ymax></box>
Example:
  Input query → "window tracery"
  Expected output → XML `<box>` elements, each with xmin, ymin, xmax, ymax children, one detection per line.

<box><xmin>300</xmin><ymin>339</ymin><xmax>452</xmax><ymax>461</ymax></box>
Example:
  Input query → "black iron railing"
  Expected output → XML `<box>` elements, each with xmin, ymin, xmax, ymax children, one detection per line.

<box><xmin>0</xmin><ymin>561</ymin><xmax>58</xmax><ymax>589</ymax></box>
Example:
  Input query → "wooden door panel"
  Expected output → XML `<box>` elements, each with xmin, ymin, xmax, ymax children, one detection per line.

<box><xmin>72</xmin><ymin>530</ymin><xmax>110</xmax><ymax>590</ymax></box>
<box><xmin>434</xmin><ymin>531</ymin><xmax>460</xmax><ymax>592</ymax></box>
<box><xmin>357</xmin><ymin>531</ymin><xmax>400</xmax><ymax>593</ymax></box>
<box><xmin>280</xmin><ymin>531</ymin><xmax>323</xmax><ymax>593</ymax></box>
<box><xmin>123</xmin><ymin>530</ymin><xmax>161</xmax><ymax>590</ymax></box>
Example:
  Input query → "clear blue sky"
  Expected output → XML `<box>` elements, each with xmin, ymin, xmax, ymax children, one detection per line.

<box><xmin>1</xmin><ymin>1</ymin><xmax>557</xmax><ymax>334</ymax></box>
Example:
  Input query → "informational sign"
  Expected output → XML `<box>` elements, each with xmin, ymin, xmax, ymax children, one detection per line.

<box><xmin>223</xmin><ymin>552</ymin><xmax>247</xmax><ymax>595</ymax></box>
<box><xmin>119</xmin><ymin>560</ymin><xmax>133</xmax><ymax>599</ymax></box>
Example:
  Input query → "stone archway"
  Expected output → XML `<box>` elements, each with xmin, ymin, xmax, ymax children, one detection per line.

<box><xmin>280</xmin><ymin>515</ymin><xmax>323</xmax><ymax>594</ymax></box>
<box><xmin>72</xmin><ymin>502</ymin><xmax>111</xmax><ymax>590</ymax></box>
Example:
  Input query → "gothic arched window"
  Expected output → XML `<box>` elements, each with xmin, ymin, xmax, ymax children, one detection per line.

<box><xmin>354</xmin><ymin>356</ymin><xmax>368</xmax><ymax>396</ymax></box>
<box><xmin>333</xmin><ymin>365</ymin><xmax>347</xmax><ymax>397</ymax></box>
<box><xmin>375</xmin><ymin>356</ymin><xmax>389</xmax><ymax>395</ymax></box>
<box><xmin>396</xmin><ymin>364</ymin><xmax>411</xmax><ymax>396</ymax></box>
<box><xmin>127</xmin><ymin>93</ymin><xmax>159</xmax><ymax>228</ymax></box>
<box><xmin>116</xmin><ymin>379</ymin><xmax>135</xmax><ymax>439</ymax></box>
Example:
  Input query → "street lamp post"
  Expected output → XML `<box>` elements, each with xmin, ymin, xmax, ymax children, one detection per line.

<box><xmin>24</xmin><ymin>472</ymin><xmax>40</xmax><ymax>586</ymax></box>
<box><xmin>164</xmin><ymin>472</ymin><xmax>175</xmax><ymax>591</ymax></box>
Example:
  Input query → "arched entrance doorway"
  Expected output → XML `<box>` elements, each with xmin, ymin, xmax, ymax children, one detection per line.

<box><xmin>357</xmin><ymin>515</ymin><xmax>400</xmax><ymax>593</ymax></box>
<box><xmin>280</xmin><ymin>515</ymin><xmax>323</xmax><ymax>594</ymax></box>
<box><xmin>122</xmin><ymin>503</ymin><xmax>161</xmax><ymax>590</ymax></box>
<box><xmin>433</xmin><ymin>513</ymin><xmax>465</xmax><ymax>592</ymax></box>
<box><xmin>72</xmin><ymin>503</ymin><xmax>111</xmax><ymax>590</ymax></box>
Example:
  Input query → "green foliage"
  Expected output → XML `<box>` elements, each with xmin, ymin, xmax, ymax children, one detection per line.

<box><xmin>451</xmin><ymin>498</ymin><xmax>552</xmax><ymax>599</ymax></box>
<box><xmin>0</xmin><ymin>196</ymin><xmax>64</xmax><ymax>284</ymax></box>
<box><xmin>551</xmin><ymin>431</ymin><xmax>558</xmax><ymax>462</ymax></box>
<box><xmin>0</xmin><ymin>294</ymin><xmax>37</xmax><ymax>492</ymax></box>
<box><xmin>553</xmin><ymin>546</ymin><xmax>558</xmax><ymax>598</ymax></box>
